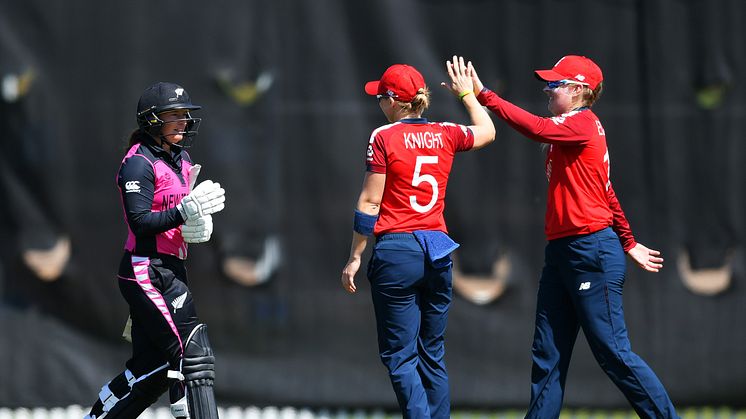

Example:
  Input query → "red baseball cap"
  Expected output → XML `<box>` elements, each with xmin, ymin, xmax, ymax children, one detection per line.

<box><xmin>365</xmin><ymin>64</ymin><xmax>425</xmax><ymax>103</ymax></box>
<box><xmin>534</xmin><ymin>55</ymin><xmax>603</xmax><ymax>89</ymax></box>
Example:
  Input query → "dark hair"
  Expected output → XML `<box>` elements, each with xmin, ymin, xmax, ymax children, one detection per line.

<box><xmin>126</xmin><ymin>128</ymin><xmax>150</xmax><ymax>148</ymax></box>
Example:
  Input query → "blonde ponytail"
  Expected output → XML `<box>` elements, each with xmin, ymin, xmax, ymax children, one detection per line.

<box><xmin>397</xmin><ymin>87</ymin><xmax>431</xmax><ymax>117</ymax></box>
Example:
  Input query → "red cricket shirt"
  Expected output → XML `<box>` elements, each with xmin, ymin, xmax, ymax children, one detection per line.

<box><xmin>477</xmin><ymin>90</ymin><xmax>636</xmax><ymax>251</ymax></box>
<box><xmin>366</xmin><ymin>118</ymin><xmax>474</xmax><ymax>236</ymax></box>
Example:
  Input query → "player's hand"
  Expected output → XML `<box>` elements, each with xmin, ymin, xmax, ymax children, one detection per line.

<box><xmin>177</xmin><ymin>180</ymin><xmax>226</xmax><ymax>221</ymax></box>
<box><xmin>182</xmin><ymin>214</ymin><xmax>213</xmax><ymax>243</ymax></box>
<box><xmin>441</xmin><ymin>55</ymin><xmax>474</xmax><ymax>97</ymax></box>
<box><xmin>467</xmin><ymin>61</ymin><xmax>485</xmax><ymax>95</ymax></box>
<box><xmin>627</xmin><ymin>243</ymin><xmax>664</xmax><ymax>272</ymax></box>
<box><xmin>341</xmin><ymin>257</ymin><xmax>361</xmax><ymax>293</ymax></box>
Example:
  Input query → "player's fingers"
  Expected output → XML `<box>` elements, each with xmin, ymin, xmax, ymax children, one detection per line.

<box><xmin>453</xmin><ymin>57</ymin><xmax>464</xmax><ymax>77</ymax></box>
<box><xmin>453</xmin><ymin>55</ymin><xmax>460</xmax><ymax>76</ymax></box>
<box><xmin>648</xmin><ymin>249</ymin><xmax>661</xmax><ymax>256</ymax></box>
<box><xmin>446</xmin><ymin>60</ymin><xmax>455</xmax><ymax>80</ymax></box>
<box><xmin>458</xmin><ymin>56</ymin><xmax>467</xmax><ymax>76</ymax></box>
<box><xmin>645</xmin><ymin>259</ymin><xmax>662</xmax><ymax>270</ymax></box>
<box><xmin>650</xmin><ymin>256</ymin><xmax>664</xmax><ymax>263</ymax></box>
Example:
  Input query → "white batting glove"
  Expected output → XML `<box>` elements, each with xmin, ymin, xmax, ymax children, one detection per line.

<box><xmin>182</xmin><ymin>214</ymin><xmax>213</xmax><ymax>243</ymax></box>
<box><xmin>176</xmin><ymin>179</ymin><xmax>226</xmax><ymax>221</ymax></box>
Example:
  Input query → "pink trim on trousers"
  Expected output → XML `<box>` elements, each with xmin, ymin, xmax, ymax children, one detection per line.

<box><xmin>130</xmin><ymin>255</ymin><xmax>184</xmax><ymax>354</ymax></box>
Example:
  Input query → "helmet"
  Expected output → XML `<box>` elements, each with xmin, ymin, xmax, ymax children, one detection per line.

<box><xmin>136</xmin><ymin>82</ymin><xmax>202</xmax><ymax>148</ymax></box>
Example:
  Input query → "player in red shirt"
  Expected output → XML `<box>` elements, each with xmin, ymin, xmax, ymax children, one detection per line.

<box><xmin>341</xmin><ymin>57</ymin><xmax>495</xmax><ymax>418</ymax></box>
<box><xmin>469</xmin><ymin>56</ymin><xmax>678</xmax><ymax>418</ymax></box>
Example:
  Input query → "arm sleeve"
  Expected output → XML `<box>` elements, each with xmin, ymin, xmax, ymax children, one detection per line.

<box><xmin>365</xmin><ymin>132</ymin><xmax>387</xmax><ymax>173</ymax></box>
<box><xmin>118</xmin><ymin>155</ymin><xmax>185</xmax><ymax>237</ymax></box>
<box><xmin>443</xmin><ymin>123</ymin><xmax>475</xmax><ymax>152</ymax></box>
<box><xmin>476</xmin><ymin>89</ymin><xmax>588</xmax><ymax>145</ymax></box>
<box><xmin>607</xmin><ymin>183</ymin><xmax>637</xmax><ymax>252</ymax></box>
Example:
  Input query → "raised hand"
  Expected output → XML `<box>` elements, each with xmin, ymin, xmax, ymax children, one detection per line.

<box><xmin>441</xmin><ymin>55</ymin><xmax>474</xmax><ymax>97</ymax></box>
<box><xmin>467</xmin><ymin>61</ymin><xmax>485</xmax><ymax>95</ymax></box>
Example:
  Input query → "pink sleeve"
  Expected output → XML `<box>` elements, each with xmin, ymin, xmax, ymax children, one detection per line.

<box><xmin>477</xmin><ymin>89</ymin><xmax>589</xmax><ymax>145</ymax></box>
<box><xmin>607</xmin><ymin>183</ymin><xmax>637</xmax><ymax>252</ymax></box>
<box><xmin>366</xmin><ymin>132</ymin><xmax>387</xmax><ymax>173</ymax></box>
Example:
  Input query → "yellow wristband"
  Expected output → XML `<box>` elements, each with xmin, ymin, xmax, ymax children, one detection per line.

<box><xmin>458</xmin><ymin>90</ymin><xmax>473</xmax><ymax>100</ymax></box>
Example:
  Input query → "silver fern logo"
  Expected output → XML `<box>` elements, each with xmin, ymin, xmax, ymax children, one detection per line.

<box><xmin>172</xmin><ymin>292</ymin><xmax>188</xmax><ymax>312</ymax></box>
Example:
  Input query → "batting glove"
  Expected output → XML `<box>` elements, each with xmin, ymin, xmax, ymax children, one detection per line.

<box><xmin>182</xmin><ymin>214</ymin><xmax>213</xmax><ymax>243</ymax></box>
<box><xmin>177</xmin><ymin>179</ymin><xmax>226</xmax><ymax>221</ymax></box>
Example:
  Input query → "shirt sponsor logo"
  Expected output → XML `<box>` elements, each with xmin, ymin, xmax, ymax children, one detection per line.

<box><xmin>125</xmin><ymin>180</ymin><xmax>141</xmax><ymax>193</ymax></box>
<box><xmin>579</xmin><ymin>281</ymin><xmax>591</xmax><ymax>291</ymax></box>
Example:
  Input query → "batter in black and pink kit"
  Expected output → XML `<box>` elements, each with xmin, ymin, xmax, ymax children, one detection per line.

<box><xmin>85</xmin><ymin>82</ymin><xmax>226</xmax><ymax>419</ymax></box>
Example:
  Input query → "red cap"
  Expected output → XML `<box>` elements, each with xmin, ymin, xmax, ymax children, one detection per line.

<box><xmin>365</xmin><ymin>64</ymin><xmax>425</xmax><ymax>102</ymax></box>
<box><xmin>534</xmin><ymin>55</ymin><xmax>603</xmax><ymax>89</ymax></box>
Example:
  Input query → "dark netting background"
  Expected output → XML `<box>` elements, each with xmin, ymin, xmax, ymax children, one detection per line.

<box><xmin>0</xmin><ymin>0</ymin><xmax>744</xmax><ymax>409</ymax></box>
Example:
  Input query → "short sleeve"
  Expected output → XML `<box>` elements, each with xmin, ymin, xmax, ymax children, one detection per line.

<box><xmin>442</xmin><ymin>122</ymin><xmax>475</xmax><ymax>152</ymax></box>
<box><xmin>365</xmin><ymin>131</ymin><xmax>387</xmax><ymax>173</ymax></box>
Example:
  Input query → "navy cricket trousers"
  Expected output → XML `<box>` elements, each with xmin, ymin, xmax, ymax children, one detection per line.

<box><xmin>367</xmin><ymin>233</ymin><xmax>452</xmax><ymax>419</ymax></box>
<box><xmin>526</xmin><ymin>228</ymin><xmax>678</xmax><ymax>419</ymax></box>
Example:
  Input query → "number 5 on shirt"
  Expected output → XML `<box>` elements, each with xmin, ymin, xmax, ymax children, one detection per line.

<box><xmin>410</xmin><ymin>155</ymin><xmax>439</xmax><ymax>213</ymax></box>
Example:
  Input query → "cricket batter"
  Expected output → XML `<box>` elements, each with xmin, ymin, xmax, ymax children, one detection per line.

<box><xmin>341</xmin><ymin>57</ymin><xmax>495</xmax><ymax>418</ymax></box>
<box><xmin>469</xmin><ymin>56</ymin><xmax>679</xmax><ymax>418</ymax></box>
<box><xmin>85</xmin><ymin>82</ymin><xmax>225</xmax><ymax>419</ymax></box>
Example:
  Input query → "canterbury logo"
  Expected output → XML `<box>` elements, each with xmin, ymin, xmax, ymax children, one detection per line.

<box><xmin>579</xmin><ymin>282</ymin><xmax>591</xmax><ymax>291</ymax></box>
<box><xmin>124</xmin><ymin>181</ymin><xmax>141</xmax><ymax>193</ymax></box>
<box><xmin>172</xmin><ymin>292</ymin><xmax>188</xmax><ymax>311</ymax></box>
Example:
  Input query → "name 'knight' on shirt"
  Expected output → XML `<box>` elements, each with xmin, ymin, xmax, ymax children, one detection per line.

<box><xmin>404</xmin><ymin>131</ymin><xmax>444</xmax><ymax>149</ymax></box>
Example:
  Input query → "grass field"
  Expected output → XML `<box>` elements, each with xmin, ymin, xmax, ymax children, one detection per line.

<box><xmin>2</xmin><ymin>407</ymin><xmax>746</xmax><ymax>419</ymax></box>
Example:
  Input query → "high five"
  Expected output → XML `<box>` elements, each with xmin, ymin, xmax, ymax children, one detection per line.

<box><xmin>468</xmin><ymin>56</ymin><xmax>678</xmax><ymax>418</ymax></box>
<box><xmin>341</xmin><ymin>57</ymin><xmax>494</xmax><ymax>418</ymax></box>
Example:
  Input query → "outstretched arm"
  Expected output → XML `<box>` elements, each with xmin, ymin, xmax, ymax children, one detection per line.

<box><xmin>441</xmin><ymin>56</ymin><xmax>495</xmax><ymax>149</ymax></box>
<box><xmin>468</xmin><ymin>62</ymin><xmax>589</xmax><ymax>145</ymax></box>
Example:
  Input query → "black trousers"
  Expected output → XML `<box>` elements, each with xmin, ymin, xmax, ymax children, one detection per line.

<box><xmin>117</xmin><ymin>252</ymin><xmax>200</xmax><ymax>398</ymax></box>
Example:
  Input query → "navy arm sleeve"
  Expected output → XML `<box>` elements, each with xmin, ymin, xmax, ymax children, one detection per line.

<box><xmin>117</xmin><ymin>155</ymin><xmax>185</xmax><ymax>236</ymax></box>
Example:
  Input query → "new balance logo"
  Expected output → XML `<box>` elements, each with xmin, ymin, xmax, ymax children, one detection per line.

<box><xmin>172</xmin><ymin>292</ymin><xmax>188</xmax><ymax>312</ymax></box>
<box><xmin>579</xmin><ymin>282</ymin><xmax>591</xmax><ymax>291</ymax></box>
<box><xmin>125</xmin><ymin>180</ymin><xmax>140</xmax><ymax>193</ymax></box>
